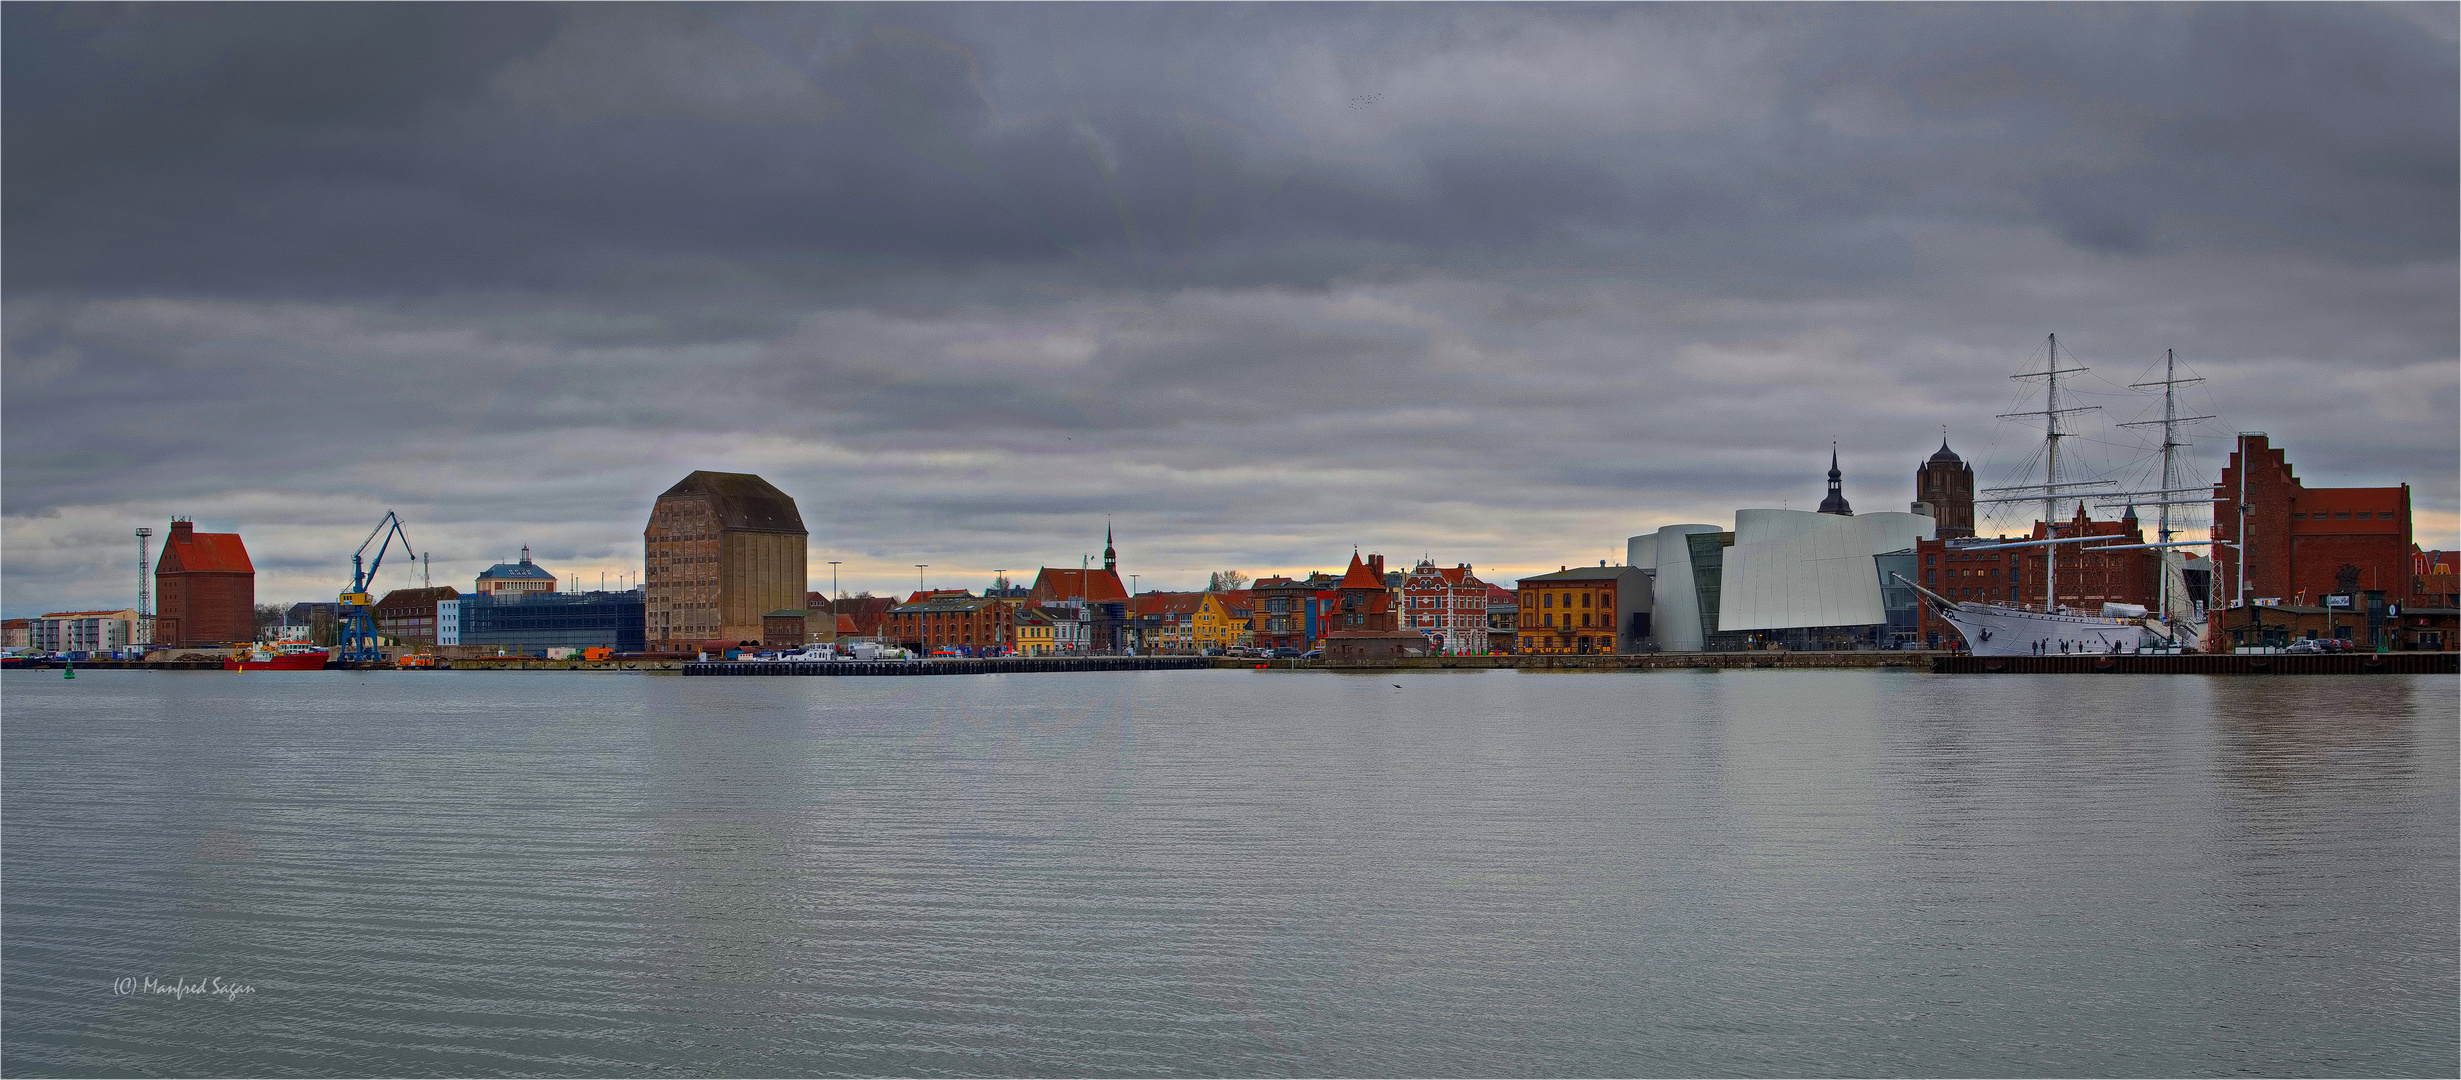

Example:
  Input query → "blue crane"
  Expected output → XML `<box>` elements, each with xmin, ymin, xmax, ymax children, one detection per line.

<box><xmin>338</xmin><ymin>511</ymin><xmax>417</xmax><ymax>664</ymax></box>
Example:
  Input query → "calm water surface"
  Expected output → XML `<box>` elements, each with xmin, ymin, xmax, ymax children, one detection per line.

<box><xmin>4</xmin><ymin>668</ymin><xmax>2454</xmax><ymax>1077</ymax></box>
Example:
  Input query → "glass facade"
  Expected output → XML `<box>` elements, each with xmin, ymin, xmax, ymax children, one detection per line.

<box><xmin>1875</xmin><ymin>550</ymin><xmax>1920</xmax><ymax>647</ymax></box>
<box><xmin>447</xmin><ymin>591</ymin><xmax>644</xmax><ymax>653</ymax></box>
<box><xmin>1687</xmin><ymin>531</ymin><xmax>1755</xmax><ymax>650</ymax></box>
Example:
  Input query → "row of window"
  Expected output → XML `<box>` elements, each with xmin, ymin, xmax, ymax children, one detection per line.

<box><xmin>2293</xmin><ymin>510</ymin><xmax>2385</xmax><ymax>520</ymax></box>
<box><xmin>1523</xmin><ymin>612</ymin><xmax>1605</xmax><ymax>628</ymax></box>
<box><xmin>1517</xmin><ymin>633</ymin><xmax>1609</xmax><ymax>653</ymax></box>
<box><xmin>1521</xmin><ymin>591</ymin><xmax>1610</xmax><ymax>609</ymax></box>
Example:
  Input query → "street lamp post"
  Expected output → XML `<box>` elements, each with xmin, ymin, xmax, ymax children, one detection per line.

<box><xmin>916</xmin><ymin>564</ymin><xmax>928</xmax><ymax>595</ymax></box>
<box><xmin>827</xmin><ymin>561</ymin><xmax>841</xmax><ymax>643</ymax></box>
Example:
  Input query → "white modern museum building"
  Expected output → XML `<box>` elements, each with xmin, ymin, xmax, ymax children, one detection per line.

<box><xmin>1626</xmin><ymin>452</ymin><xmax>1936</xmax><ymax>651</ymax></box>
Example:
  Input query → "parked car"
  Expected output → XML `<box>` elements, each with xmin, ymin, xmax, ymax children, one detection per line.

<box><xmin>1299</xmin><ymin>649</ymin><xmax>1323</xmax><ymax>660</ymax></box>
<box><xmin>2286</xmin><ymin>639</ymin><xmax>2324</xmax><ymax>654</ymax></box>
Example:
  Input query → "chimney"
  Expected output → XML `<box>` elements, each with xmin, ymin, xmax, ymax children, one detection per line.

<box><xmin>169</xmin><ymin>518</ymin><xmax>194</xmax><ymax>540</ymax></box>
<box><xmin>1369</xmin><ymin>554</ymin><xmax>1383</xmax><ymax>576</ymax></box>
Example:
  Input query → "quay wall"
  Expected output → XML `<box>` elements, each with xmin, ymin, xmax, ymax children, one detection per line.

<box><xmin>1933</xmin><ymin>652</ymin><xmax>2456</xmax><ymax>675</ymax></box>
<box><xmin>22</xmin><ymin>650</ymin><xmax>2447</xmax><ymax>677</ymax></box>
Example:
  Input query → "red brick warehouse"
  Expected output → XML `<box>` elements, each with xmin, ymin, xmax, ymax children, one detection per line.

<box><xmin>152</xmin><ymin>517</ymin><xmax>254</xmax><ymax>647</ymax></box>
<box><xmin>2213</xmin><ymin>434</ymin><xmax>2418</xmax><ymax>606</ymax></box>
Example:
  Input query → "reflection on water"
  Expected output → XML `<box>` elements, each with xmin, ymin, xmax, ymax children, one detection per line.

<box><xmin>4</xmin><ymin>669</ymin><xmax>2453</xmax><ymax>1077</ymax></box>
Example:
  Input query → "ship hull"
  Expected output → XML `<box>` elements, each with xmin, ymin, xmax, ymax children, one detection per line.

<box><xmin>224</xmin><ymin>651</ymin><xmax>331</xmax><ymax>671</ymax></box>
<box><xmin>1939</xmin><ymin>603</ymin><xmax>2145</xmax><ymax>657</ymax></box>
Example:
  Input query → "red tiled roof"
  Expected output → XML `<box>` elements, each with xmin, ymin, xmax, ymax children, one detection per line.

<box><xmin>1133</xmin><ymin>592</ymin><xmax>1203</xmax><ymax>616</ymax></box>
<box><xmin>1028</xmin><ymin>567</ymin><xmax>1128</xmax><ymax>603</ymax></box>
<box><xmin>157</xmin><ymin>529</ymin><xmax>253</xmax><ymax>574</ymax></box>
<box><xmin>1338</xmin><ymin>553</ymin><xmax>1383</xmax><ymax>590</ymax></box>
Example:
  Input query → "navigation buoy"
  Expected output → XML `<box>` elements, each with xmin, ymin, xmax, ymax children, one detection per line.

<box><xmin>63</xmin><ymin>660</ymin><xmax>75</xmax><ymax>680</ymax></box>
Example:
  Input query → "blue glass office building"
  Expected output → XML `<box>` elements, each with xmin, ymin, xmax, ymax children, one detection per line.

<box><xmin>442</xmin><ymin>591</ymin><xmax>644</xmax><ymax>653</ymax></box>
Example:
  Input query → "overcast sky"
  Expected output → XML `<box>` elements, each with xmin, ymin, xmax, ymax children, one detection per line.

<box><xmin>5</xmin><ymin>2</ymin><xmax>2455</xmax><ymax>616</ymax></box>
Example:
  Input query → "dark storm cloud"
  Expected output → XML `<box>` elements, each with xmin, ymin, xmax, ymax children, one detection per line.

<box><xmin>3</xmin><ymin>2</ymin><xmax>2454</xmax><ymax>612</ymax></box>
<box><xmin>10</xmin><ymin>2</ymin><xmax>2451</xmax><ymax>299</ymax></box>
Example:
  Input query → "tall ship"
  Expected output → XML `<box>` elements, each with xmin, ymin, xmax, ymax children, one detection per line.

<box><xmin>1911</xmin><ymin>335</ymin><xmax>2213</xmax><ymax>656</ymax></box>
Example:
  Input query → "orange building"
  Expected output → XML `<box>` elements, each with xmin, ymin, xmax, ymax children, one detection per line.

<box><xmin>1515</xmin><ymin>565</ymin><xmax>1648</xmax><ymax>654</ymax></box>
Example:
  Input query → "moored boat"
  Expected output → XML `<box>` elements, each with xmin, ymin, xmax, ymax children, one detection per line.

<box><xmin>1925</xmin><ymin>334</ymin><xmax>2217</xmax><ymax>656</ymax></box>
<box><xmin>225</xmin><ymin>641</ymin><xmax>331</xmax><ymax>671</ymax></box>
<box><xmin>1903</xmin><ymin>578</ymin><xmax>2150</xmax><ymax>655</ymax></box>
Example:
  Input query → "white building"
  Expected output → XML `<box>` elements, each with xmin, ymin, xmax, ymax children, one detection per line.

<box><xmin>1630</xmin><ymin>510</ymin><xmax>1934</xmax><ymax>650</ymax></box>
<box><xmin>1629</xmin><ymin>454</ymin><xmax>1936</xmax><ymax>651</ymax></box>
<box><xmin>33</xmin><ymin>609</ymin><xmax>142</xmax><ymax>654</ymax></box>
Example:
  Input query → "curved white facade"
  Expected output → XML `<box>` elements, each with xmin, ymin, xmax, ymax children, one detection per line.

<box><xmin>1635</xmin><ymin>524</ymin><xmax>1723</xmax><ymax>652</ymax></box>
<box><xmin>1631</xmin><ymin>512</ymin><xmax>1934</xmax><ymax>650</ymax></box>
<box><xmin>1717</xmin><ymin>511</ymin><xmax>1932</xmax><ymax>632</ymax></box>
<box><xmin>1628</xmin><ymin>531</ymin><xmax>1659</xmax><ymax>571</ymax></box>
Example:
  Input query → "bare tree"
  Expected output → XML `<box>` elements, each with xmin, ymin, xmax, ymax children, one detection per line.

<box><xmin>1207</xmin><ymin>571</ymin><xmax>1249</xmax><ymax>592</ymax></box>
<box><xmin>252</xmin><ymin>603</ymin><xmax>287</xmax><ymax>640</ymax></box>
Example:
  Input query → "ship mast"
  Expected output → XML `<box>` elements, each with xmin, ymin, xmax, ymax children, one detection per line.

<box><xmin>2045</xmin><ymin>335</ymin><xmax>2061</xmax><ymax>610</ymax></box>
<box><xmin>1982</xmin><ymin>334</ymin><xmax>2107</xmax><ymax>613</ymax></box>
<box><xmin>2117</xmin><ymin>350</ymin><xmax>2213</xmax><ymax>624</ymax></box>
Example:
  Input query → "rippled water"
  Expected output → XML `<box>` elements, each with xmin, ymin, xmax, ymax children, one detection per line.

<box><xmin>4</xmin><ymin>668</ymin><xmax>2453</xmax><ymax>1077</ymax></box>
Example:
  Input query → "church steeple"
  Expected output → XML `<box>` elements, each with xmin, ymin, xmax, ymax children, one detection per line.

<box><xmin>1103</xmin><ymin>522</ymin><xmax>1116</xmax><ymax>571</ymax></box>
<box><xmin>1818</xmin><ymin>443</ymin><xmax>1854</xmax><ymax>515</ymax></box>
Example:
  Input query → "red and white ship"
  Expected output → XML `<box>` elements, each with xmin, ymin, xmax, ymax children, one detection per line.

<box><xmin>225</xmin><ymin>641</ymin><xmax>331</xmax><ymax>671</ymax></box>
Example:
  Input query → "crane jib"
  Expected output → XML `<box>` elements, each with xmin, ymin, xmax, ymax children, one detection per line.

<box><xmin>338</xmin><ymin>511</ymin><xmax>419</xmax><ymax>665</ymax></box>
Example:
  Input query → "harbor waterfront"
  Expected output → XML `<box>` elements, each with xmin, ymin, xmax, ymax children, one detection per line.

<box><xmin>24</xmin><ymin>650</ymin><xmax>2456</xmax><ymax>676</ymax></box>
<box><xmin>4</xmin><ymin>668</ymin><xmax>2453</xmax><ymax>1077</ymax></box>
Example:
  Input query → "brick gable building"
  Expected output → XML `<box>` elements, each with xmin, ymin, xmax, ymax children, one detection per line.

<box><xmin>2213</xmin><ymin>435</ymin><xmax>2415</xmax><ymax>609</ymax></box>
<box><xmin>644</xmin><ymin>471</ymin><xmax>808</xmax><ymax>648</ymax></box>
<box><xmin>886</xmin><ymin>592</ymin><xmax>1016</xmax><ymax>655</ymax></box>
<box><xmin>1024</xmin><ymin>528</ymin><xmax>1132</xmax><ymax>652</ymax></box>
<box><xmin>153</xmin><ymin>518</ymin><xmax>254</xmax><ymax>647</ymax></box>
<box><xmin>1321</xmin><ymin>553</ymin><xmax>1427</xmax><ymax>661</ymax></box>
<box><xmin>374</xmin><ymin>586</ymin><xmax>459</xmax><ymax>645</ymax></box>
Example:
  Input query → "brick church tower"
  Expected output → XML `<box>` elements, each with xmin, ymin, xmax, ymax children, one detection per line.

<box><xmin>1913</xmin><ymin>435</ymin><xmax>1976</xmax><ymax>539</ymax></box>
